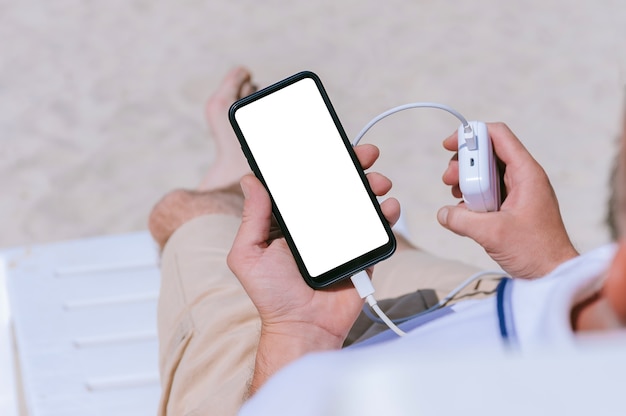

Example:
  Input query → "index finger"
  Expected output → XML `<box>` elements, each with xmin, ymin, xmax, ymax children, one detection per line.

<box><xmin>486</xmin><ymin>122</ymin><xmax>536</xmax><ymax>169</ymax></box>
<box><xmin>443</xmin><ymin>130</ymin><xmax>458</xmax><ymax>151</ymax></box>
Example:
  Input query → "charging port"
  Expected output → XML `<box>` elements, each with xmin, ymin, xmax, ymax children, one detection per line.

<box><xmin>470</xmin><ymin>158</ymin><xmax>475</xmax><ymax>167</ymax></box>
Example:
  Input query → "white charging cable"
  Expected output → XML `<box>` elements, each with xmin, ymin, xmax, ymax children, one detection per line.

<box><xmin>361</xmin><ymin>270</ymin><xmax>508</xmax><ymax>327</ymax></box>
<box><xmin>352</xmin><ymin>102</ymin><xmax>477</xmax><ymax>150</ymax></box>
<box><xmin>351</xmin><ymin>269</ymin><xmax>508</xmax><ymax>337</ymax></box>
<box><xmin>351</xmin><ymin>271</ymin><xmax>407</xmax><ymax>337</ymax></box>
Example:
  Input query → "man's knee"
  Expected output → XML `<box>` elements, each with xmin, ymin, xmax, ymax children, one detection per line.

<box><xmin>148</xmin><ymin>188</ymin><xmax>243</xmax><ymax>250</ymax></box>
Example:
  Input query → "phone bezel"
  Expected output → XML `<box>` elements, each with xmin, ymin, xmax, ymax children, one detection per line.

<box><xmin>228</xmin><ymin>71</ymin><xmax>396</xmax><ymax>289</ymax></box>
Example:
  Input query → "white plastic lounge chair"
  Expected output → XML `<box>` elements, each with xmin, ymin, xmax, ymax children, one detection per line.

<box><xmin>0</xmin><ymin>231</ymin><xmax>161</xmax><ymax>416</ymax></box>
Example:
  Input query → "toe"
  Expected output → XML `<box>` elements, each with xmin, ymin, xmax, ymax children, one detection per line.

<box><xmin>239</xmin><ymin>81</ymin><xmax>258</xmax><ymax>99</ymax></box>
<box><xmin>206</xmin><ymin>67</ymin><xmax>252</xmax><ymax>117</ymax></box>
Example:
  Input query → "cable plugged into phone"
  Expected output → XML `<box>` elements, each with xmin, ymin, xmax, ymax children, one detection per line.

<box><xmin>350</xmin><ymin>271</ymin><xmax>406</xmax><ymax>337</ymax></box>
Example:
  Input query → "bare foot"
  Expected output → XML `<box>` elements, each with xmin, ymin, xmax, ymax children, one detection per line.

<box><xmin>198</xmin><ymin>67</ymin><xmax>258</xmax><ymax>191</ymax></box>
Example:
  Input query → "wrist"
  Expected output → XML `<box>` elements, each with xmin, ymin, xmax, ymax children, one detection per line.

<box><xmin>542</xmin><ymin>243</ymin><xmax>579</xmax><ymax>277</ymax></box>
<box><xmin>247</xmin><ymin>322</ymin><xmax>343</xmax><ymax>398</ymax></box>
<box><xmin>260</xmin><ymin>321</ymin><xmax>345</xmax><ymax>352</ymax></box>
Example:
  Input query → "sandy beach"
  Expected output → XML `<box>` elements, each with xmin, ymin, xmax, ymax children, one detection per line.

<box><xmin>2</xmin><ymin>0</ymin><xmax>626</xmax><ymax>269</ymax></box>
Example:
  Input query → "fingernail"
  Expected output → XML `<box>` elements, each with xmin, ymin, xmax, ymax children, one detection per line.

<box><xmin>240</xmin><ymin>179</ymin><xmax>249</xmax><ymax>199</ymax></box>
<box><xmin>437</xmin><ymin>207</ymin><xmax>449</xmax><ymax>225</ymax></box>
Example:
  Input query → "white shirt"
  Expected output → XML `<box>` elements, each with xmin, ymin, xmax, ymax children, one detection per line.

<box><xmin>240</xmin><ymin>244</ymin><xmax>626</xmax><ymax>416</ymax></box>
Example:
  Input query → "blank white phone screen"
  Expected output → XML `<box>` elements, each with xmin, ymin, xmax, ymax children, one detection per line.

<box><xmin>234</xmin><ymin>77</ymin><xmax>390</xmax><ymax>278</ymax></box>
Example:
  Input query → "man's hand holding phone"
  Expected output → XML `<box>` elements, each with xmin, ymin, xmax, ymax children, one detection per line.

<box><xmin>228</xmin><ymin>143</ymin><xmax>400</xmax><ymax>396</ymax></box>
<box><xmin>229</xmin><ymin>72</ymin><xmax>397</xmax><ymax>288</ymax></box>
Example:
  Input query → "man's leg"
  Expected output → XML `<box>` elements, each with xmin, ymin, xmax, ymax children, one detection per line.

<box><xmin>149</xmin><ymin>67</ymin><xmax>260</xmax><ymax>416</ymax></box>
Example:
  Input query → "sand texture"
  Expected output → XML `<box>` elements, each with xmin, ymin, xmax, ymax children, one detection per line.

<box><xmin>2</xmin><ymin>0</ymin><xmax>626</xmax><ymax>269</ymax></box>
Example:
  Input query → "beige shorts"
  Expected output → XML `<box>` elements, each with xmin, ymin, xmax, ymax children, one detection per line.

<box><xmin>157</xmin><ymin>214</ymin><xmax>484</xmax><ymax>415</ymax></box>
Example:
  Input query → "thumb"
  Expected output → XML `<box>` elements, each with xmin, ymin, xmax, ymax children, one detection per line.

<box><xmin>602</xmin><ymin>241</ymin><xmax>626</xmax><ymax>325</ymax></box>
<box><xmin>234</xmin><ymin>174</ymin><xmax>273</xmax><ymax>249</ymax></box>
<box><xmin>437</xmin><ymin>204</ymin><xmax>491</xmax><ymax>240</ymax></box>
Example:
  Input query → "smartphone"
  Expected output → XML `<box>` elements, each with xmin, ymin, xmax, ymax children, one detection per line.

<box><xmin>229</xmin><ymin>71</ymin><xmax>396</xmax><ymax>289</ymax></box>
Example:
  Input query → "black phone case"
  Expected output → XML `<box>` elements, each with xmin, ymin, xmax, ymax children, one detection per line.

<box><xmin>228</xmin><ymin>71</ymin><xmax>396</xmax><ymax>288</ymax></box>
